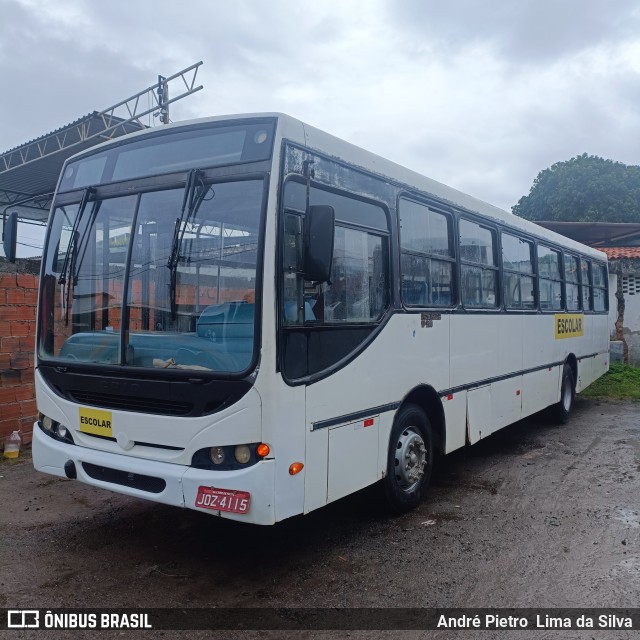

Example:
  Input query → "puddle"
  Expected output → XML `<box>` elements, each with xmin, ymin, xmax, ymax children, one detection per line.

<box><xmin>615</xmin><ymin>508</ymin><xmax>640</xmax><ymax>528</ymax></box>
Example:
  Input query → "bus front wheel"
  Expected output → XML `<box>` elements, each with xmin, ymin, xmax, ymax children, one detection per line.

<box><xmin>551</xmin><ymin>364</ymin><xmax>575</xmax><ymax>424</ymax></box>
<box><xmin>382</xmin><ymin>404</ymin><xmax>434</xmax><ymax>514</ymax></box>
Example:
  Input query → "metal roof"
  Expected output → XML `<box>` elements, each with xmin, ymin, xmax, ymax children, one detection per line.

<box><xmin>601</xmin><ymin>247</ymin><xmax>640</xmax><ymax>259</ymax></box>
<box><xmin>534</xmin><ymin>221</ymin><xmax>640</xmax><ymax>248</ymax></box>
<box><xmin>0</xmin><ymin>112</ymin><xmax>146</xmax><ymax>220</ymax></box>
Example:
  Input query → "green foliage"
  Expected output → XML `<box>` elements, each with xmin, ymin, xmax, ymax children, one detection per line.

<box><xmin>513</xmin><ymin>154</ymin><xmax>640</xmax><ymax>222</ymax></box>
<box><xmin>581</xmin><ymin>362</ymin><xmax>640</xmax><ymax>399</ymax></box>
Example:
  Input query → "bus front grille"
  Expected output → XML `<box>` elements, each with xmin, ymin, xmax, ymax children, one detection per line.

<box><xmin>81</xmin><ymin>462</ymin><xmax>166</xmax><ymax>493</ymax></box>
<box><xmin>68</xmin><ymin>390</ymin><xmax>192</xmax><ymax>416</ymax></box>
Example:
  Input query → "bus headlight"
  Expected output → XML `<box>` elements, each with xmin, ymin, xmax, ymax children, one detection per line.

<box><xmin>234</xmin><ymin>445</ymin><xmax>251</xmax><ymax>464</ymax></box>
<box><xmin>209</xmin><ymin>446</ymin><xmax>226</xmax><ymax>465</ymax></box>
<box><xmin>39</xmin><ymin>415</ymin><xmax>74</xmax><ymax>445</ymax></box>
<box><xmin>192</xmin><ymin>443</ymin><xmax>266</xmax><ymax>470</ymax></box>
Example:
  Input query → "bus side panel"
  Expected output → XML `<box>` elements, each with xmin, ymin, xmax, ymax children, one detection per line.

<box><xmin>467</xmin><ymin>379</ymin><xmax>525</xmax><ymax>445</ymax></box>
<box><xmin>467</xmin><ymin>385</ymin><xmax>491</xmax><ymax>444</ymax></box>
<box><xmin>443</xmin><ymin>392</ymin><xmax>467</xmax><ymax>453</ymax></box>
<box><xmin>327</xmin><ymin>417</ymin><xmax>379</xmax><ymax>503</ymax></box>
<box><xmin>497</xmin><ymin>314</ymin><xmax>524</xmax><ymax>375</ymax></box>
<box><xmin>259</xmin><ymin>379</ymin><xmax>306</xmax><ymax>522</ymax></box>
<box><xmin>595</xmin><ymin>310</ymin><xmax>611</xmax><ymax>359</ymax></box>
<box><xmin>577</xmin><ymin>353</ymin><xmax>609</xmax><ymax>392</ymax></box>
<box><xmin>523</xmin><ymin>315</ymin><xmax>557</xmax><ymax>373</ymax></box>
<box><xmin>304</xmin><ymin>427</ymin><xmax>329</xmax><ymax>514</ymax></box>
<box><xmin>451</xmin><ymin>315</ymin><xmax>499</xmax><ymax>388</ymax></box>
<box><xmin>521</xmin><ymin>367</ymin><xmax>561</xmax><ymax>419</ymax></box>
<box><xmin>491</xmin><ymin>376</ymin><xmax>523</xmax><ymax>432</ymax></box>
<box><xmin>305</xmin><ymin>314</ymin><xmax>450</xmax><ymax>507</ymax></box>
<box><xmin>304</xmin><ymin>411</ymin><xmax>395</xmax><ymax>513</ymax></box>
<box><xmin>576</xmin><ymin>315</ymin><xmax>610</xmax><ymax>392</ymax></box>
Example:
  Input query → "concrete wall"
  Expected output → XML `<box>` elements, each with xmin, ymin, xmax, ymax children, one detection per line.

<box><xmin>609</xmin><ymin>258</ymin><xmax>640</xmax><ymax>366</ymax></box>
<box><xmin>608</xmin><ymin>273</ymin><xmax>618</xmax><ymax>339</ymax></box>
<box><xmin>0</xmin><ymin>257</ymin><xmax>40</xmax><ymax>445</ymax></box>
<box><xmin>621</xmin><ymin>273</ymin><xmax>640</xmax><ymax>366</ymax></box>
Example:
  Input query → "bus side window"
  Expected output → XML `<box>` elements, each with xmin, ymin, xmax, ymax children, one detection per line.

<box><xmin>320</xmin><ymin>226</ymin><xmax>388</xmax><ymax>323</ymax></box>
<box><xmin>459</xmin><ymin>219</ymin><xmax>498</xmax><ymax>309</ymax></box>
<box><xmin>398</xmin><ymin>198</ymin><xmax>454</xmax><ymax>307</ymax></box>
<box><xmin>282</xmin><ymin>212</ymin><xmax>304</xmax><ymax>325</ymax></box>
<box><xmin>565</xmin><ymin>254</ymin><xmax>580</xmax><ymax>311</ymax></box>
<box><xmin>502</xmin><ymin>232</ymin><xmax>535</xmax><ymax>310</ymax></box>
<box><xmin>592</xmin><ymin>262</ymin><xmax>607</xmax><ymax>311</ymax></box>
<box><xmin>581</xmin><ymin>259</ymin><xmax>593</xmax><ymax>311</ymax></box>
<box><xmin>538</xmin><ymin>244</ymin><xmax>562</xmax><ymax>311</ymax></box>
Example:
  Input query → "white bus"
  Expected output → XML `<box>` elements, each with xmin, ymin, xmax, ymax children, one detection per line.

<box><xmin>33</xmin><ymin>113</ymin><xmax>609</xmax><ymax>524</ymax></box>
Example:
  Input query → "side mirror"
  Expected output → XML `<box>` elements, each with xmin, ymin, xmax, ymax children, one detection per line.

<box><xmin>303</xmin><ymin>205</ymin><xmax>335</xmax><ymax>283</ymax></box>
<box><xmin>2</xmin><ymin>212</ymin><xmax>18</xmax><ymax>262</ymax></box>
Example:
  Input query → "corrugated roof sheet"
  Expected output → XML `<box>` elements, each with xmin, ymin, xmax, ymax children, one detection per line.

<box><xmin>534</xmin><ymin>221</ymin><xmax>640</xmax><ymax>246</ymax></box>
<box><xmin>0</xmin><ymin>113</ymin><xmax>146</xmax><ymax>217</ymax></box>
<box><xmin>602</xmin><ymin>247</ymin><xmax>640</xmax><ymax>259</ymax></box>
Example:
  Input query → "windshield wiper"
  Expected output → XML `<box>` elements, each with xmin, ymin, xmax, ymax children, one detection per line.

<box><xmin>167</xmin><ymin>169</ymin><xmax>208</xmax><ymax>319</ymax></box>
<box><xmin>167</xmin><ymin>169</ymin><xmax>205</xmax><ymax>270</ymax></box>
<box><xmin>58</xmin><ymin>187</ymin><xmax>95</xmax><ymax>326</ymax></box>
<box><xmin>58</xmin><ymin>187</ymin><xmax>94</xmax><ymax>286</ymax></box>
<box><xmin>73</xmin><ymin>199</ymin><xmax>102</xmax><ymax>287</ymax></box>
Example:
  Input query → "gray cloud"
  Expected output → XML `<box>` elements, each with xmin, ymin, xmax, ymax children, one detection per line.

<box><xmin>384</xmin><ymin>0</ymin><xmax>640</xmax><ymax>66</ymax></box>
<box><xmin>0</xmin><ymin>1</ymin><xmax>152</xmax><ymax>148</ymax></box>
<box><xmin>1</xmin><ymin>0</ymin><xmax>639</xmax><ymax>214</ymax></box>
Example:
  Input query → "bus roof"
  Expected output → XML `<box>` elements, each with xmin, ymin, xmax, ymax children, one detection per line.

<box><xmin>62</xmin><ymin>111</ymin><xmax>607</xmax><ymax>262</ymax></box>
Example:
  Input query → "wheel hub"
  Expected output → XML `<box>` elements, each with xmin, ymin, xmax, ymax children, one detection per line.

<box><xmin>394</xmin><ymin>427</ymin><xmax>427</xmax><ymax>491</ymax></box>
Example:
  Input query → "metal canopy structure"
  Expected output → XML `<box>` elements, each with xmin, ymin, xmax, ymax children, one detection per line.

<box><xmin>535</xmin><ymin>221</ymin><xmax>640</xmax><ymax>248</ymax></box>
<box><xmin>0</xmin><ymin>113</ymin><xmax>146</xmax><ymax>220</ymax></box>
<box><xmin>0</xmin><ymin>61</ymin><xmax>203</xmax><ymax>223</ymax></box>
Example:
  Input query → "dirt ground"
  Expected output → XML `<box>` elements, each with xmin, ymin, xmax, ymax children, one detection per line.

<box><xmin>1</xmin><ymin>397</ymin><xmax>639</xmax><ymax>638</ymax></box>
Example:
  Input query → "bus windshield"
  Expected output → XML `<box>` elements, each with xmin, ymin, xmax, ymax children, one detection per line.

<box><xmin>39</xmin><ymin>178</ymin><xmax>264</xmax><ymax>375</ymax></box>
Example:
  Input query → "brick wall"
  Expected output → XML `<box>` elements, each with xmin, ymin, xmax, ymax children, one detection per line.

<box><xmin>0</xmin><ymin>258</ymin><xmax>40</xmax><ymax>446</ymax></box>
<box><xmin>0</xmin><ymin>256</ymin><xmax>256</xmax><ymax>448</ymax></box>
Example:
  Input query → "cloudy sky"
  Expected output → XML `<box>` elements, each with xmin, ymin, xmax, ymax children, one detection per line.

<box><xmin>2</xmin><ymin>0</ymin><xmax>640</xmax><ymax>214</ymax></box>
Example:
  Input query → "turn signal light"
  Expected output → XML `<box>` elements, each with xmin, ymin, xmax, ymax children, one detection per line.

<box><xmin>289</xmin><ymin>462</ymin><xmax>304</xmax><ymax>475</ymax></box>
<box><xmin>256</xmin><ymin>443</ymin><xmax>270</xmax><ymax>458</ymax></box>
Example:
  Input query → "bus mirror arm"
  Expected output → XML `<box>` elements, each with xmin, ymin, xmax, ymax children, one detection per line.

<box><xmin>302</xmin><ymin>205</ymin><xmax>335</xmax><ymax>284</ymax></box>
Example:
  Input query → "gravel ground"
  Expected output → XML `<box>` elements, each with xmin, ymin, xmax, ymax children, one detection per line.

<box><xmin>1</xmin><ymin>397</ymin><xmax>639</xmax><ymax>639</ymax></box>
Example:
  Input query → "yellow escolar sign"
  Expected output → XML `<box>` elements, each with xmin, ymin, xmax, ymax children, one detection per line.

<box><xmin>554</xmin><ymin>313</ymin><xmax>584</xmax><ymax>339</ymax></box>
<box><xmin>79</xmin><ymin>407</ymin><xmax>113</xmax><ymax>437</ymax></box>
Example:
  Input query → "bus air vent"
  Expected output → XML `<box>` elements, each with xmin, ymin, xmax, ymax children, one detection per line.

<box><xmin>68</xmin><ymin>391</ymin><xmax>192</xmax><ymax>416</ymax></box>
<box><xmin>82</xmin><ymin>462</ymin><xmax>166</xmax><ymax>493</ymax></box>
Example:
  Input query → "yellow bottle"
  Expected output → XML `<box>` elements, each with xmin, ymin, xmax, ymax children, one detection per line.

<box><xmin>3</xmin><ymin>430</ymin><xmax>21</xmax><ymax>459</ymax></box>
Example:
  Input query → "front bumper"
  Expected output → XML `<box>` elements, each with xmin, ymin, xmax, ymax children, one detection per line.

<box><xmin>32</xmin><ymin>423</ymin><xmax>277</xmax><ymax>525</ymax></box>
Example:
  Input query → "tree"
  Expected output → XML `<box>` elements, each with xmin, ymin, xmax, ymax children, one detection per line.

<box><xmin>512</xmin><ymin>154</ymin><xmax>640</xmax><ymax>222</ymax></box>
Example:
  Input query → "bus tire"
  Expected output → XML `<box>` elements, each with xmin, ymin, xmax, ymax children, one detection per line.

<box><xmin>382</xmin><ymin>404</ymin><xmax>434</xmax><ymax>514</ymax></box>
<box><xmin>552</xmin><ymin>364</ymin><xmax>575</xmax><ymax>424</ymax></box>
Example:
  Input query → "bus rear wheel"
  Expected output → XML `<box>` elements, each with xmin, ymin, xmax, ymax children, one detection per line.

<box><xmin>551</xmin><ymin>364</ymin><xmax>575</xmax><ymax>424</ymax></box>
<box><xmin>382</xmin><ymin>404</ymin><xmax>434</xmax><ymax>514</ymax></box>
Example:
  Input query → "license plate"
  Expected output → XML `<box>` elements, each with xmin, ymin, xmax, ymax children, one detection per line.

<box><xmin>195</xmin><ymin>486</ymin><xmax>250</xmax><ymax>514</ymax></box>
